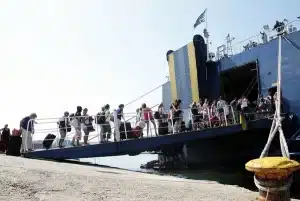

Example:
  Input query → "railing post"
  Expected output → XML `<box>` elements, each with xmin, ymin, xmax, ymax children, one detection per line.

<box><xmin>64</xmin><ymin>117</ymin><xmax>68</xmax><ymax>147</ymax></box>
<box><xmin>147</xmin><ymin>111</ymin><xmax>152</xmax><ymax>137</ymax></box>
<box><xmin>207</xmin><ymin>108</ymin><xmax>212</xmax><ymax>128</ymax></box>
<box><xmin>171</xmin><ymin>114</ymin><xmax>175</xmax><ymax>134</ymax></box>
<box><xmin>123</xmin><ymin>119</ymin><xmax>127</xmax><ymax>140</ymax></box>
<box><xmin>224</xmin><ymin>106</ymin><xmax>228</xmax><ymax>126</ymax></box>
<box><xmin>25</xmin><ymin>119</ymin><xmax>31</xmax><ymax>151</ymax></box>
<box><xmin>189</xmin><ymin>109</ymin><xmax>194</xmax><ymax>131</ymax></box>
<box><xmin>113</xmin><ymin>110</ymin><xmax>120</xmax><ymax>142</ymax></box>
<box><xmin>55</xmin><ymin>123</ymin><xmax>59</xmax><ymax>148</ymax></box>
<box><xmin>32</xmin><ymin>119</ymin><xmax>35</xmax><ymax>150</ymax></box>
<box><xmin>231</xmin><ymin>105</ymin><xmax>237</xmax><ymax>124</ymax></box>
<box><xmin>95</xmin><ymin>115</ymin><xmax>100</xmax><ymax>143</ymax></box>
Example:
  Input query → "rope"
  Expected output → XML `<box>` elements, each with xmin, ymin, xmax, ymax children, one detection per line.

<box><xmin>124</xmin><ymin>82</ymin><xmax>167</xmax><ymax>107</ymax></box>
<box><xmin>259</xmin><ymin>35</ymin><xmax>290</xmax><ymax>159</ymax></box>
<box><xmin>242</xmin><ymin>76</ymin><xmax>257</xmax><ymax>98</ymax></box>
<box><xmin>244</xmin><ymin>77</ymin><xmax>258</xmax><ymax>98</ymax></box>
<box><xmin>289</xmin><ymin>127</ymin><xmax>300</xmax><ymax>140</ymax></box>
<box><xmin>282</xmin><ymin>35</ymin><xmax>300</xmax><ymax>53</ymax></box>
<box><xmin>254</xmin><ymin>175</ymin><xmax>293</xmax><ymax>192</ymax></box>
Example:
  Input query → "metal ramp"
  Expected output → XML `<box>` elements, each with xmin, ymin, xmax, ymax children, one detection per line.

<box><xmin>24</xmin><ymin>125</ymin><xmax>243</xmax><ymax>160</ymax></box>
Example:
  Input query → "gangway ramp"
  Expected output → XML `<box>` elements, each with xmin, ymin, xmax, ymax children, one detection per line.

<box><xmin>24</xmin><ymin>124</ymin><xmax>243</xmax><ymax>160</ymax></box>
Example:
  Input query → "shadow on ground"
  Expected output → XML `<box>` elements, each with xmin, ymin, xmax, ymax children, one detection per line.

<box><xmin>46</xmin><ymin>159</ymin><xmax>300</xmax><ymax>200</ymax></box>
<box><xmin>162</xmin><ymin>165</ymin><xmax>300</xmax><ymax>200</ymax></box>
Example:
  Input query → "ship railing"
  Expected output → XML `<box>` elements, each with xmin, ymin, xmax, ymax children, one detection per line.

<box><xmin>188</xmin><ymin>105</ymin><xmax>237</xmax><ymax>131</ymax></box>
<box><xmin>24</xmin><ymin>107</ymin><xmax>270</xmax><ymax>151</ymax></box>
<box><xmin>229</xmin><ymin>19</ymin><xmax>300</xmax><ymax>56</ymax></box>
<box><xmin>243</xmin><ymin>111</ymin><xmax>274</xmax><ymax>121</ymax></box>
<box><xmin>87</xmin><ymin>104</ymin><xmax>160</xmax><ymax>142</ymax></box>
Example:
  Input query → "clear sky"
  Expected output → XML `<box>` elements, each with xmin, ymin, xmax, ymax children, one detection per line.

<box><xmin>0</xmin><ymin>0</ymin><xmax>299</xmax><ymax>131</ymax></box>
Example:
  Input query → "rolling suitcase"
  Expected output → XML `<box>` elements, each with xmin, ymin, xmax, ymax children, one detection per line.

<box><xmin>6</xmin><ymin>136</ymin><xmax>22</xmax><ymax>156</ymax></box>
<box><xmin>158</xmin><ymin>121</ymin><xmax>168</xmax><ymax>135</ymax></box>
<box><xmin>119</xmin><ymin>122</ymin><xmax>133</xmax><ymax>139</ymax></box>
<box><xmin>43</xmin><ymin>134</ymin><xmax>56</xmax><ymax>149</ymax></box>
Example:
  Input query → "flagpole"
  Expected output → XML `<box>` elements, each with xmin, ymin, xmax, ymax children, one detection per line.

<box><xmin>205</xmin><ymin>9</ymin><xmax>209</xmax><ymax>61</ymax></box>
<box><xmin>205</xmin><ymin>9</ymin><xmax>208</xmax><ymax>80</ymax></box>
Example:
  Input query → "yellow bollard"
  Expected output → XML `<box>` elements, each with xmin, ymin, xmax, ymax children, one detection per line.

<box><xmin>246</xmin><ymin>157</ymin><xmax>300</xmax><ymax>201</ymax></box>
<box><xmin>239</xmin><ymin>113</ymin><xmax>247</xmax><ymax>130</ymax></box>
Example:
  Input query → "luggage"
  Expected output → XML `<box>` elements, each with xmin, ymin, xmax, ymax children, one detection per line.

<box><xmin>154</xmin><ymin>111</ymin><xmax>160</xmax><ymax>119</ymax></box>
<box><xmin>158</xmin><ymin>122</ymin><xmax>168</xmax><ymax>135</ymax></box>
<box><xmin>12</xmin><ymin>128</ymin><xmax>22</xmax><ymax>136</ymax></box>
<box><xmin>136</xmin><ymin>121</ymin><xmax>146</xmax><ymax>129</ymax></box>
<box><xmin>43</xmin><ymin>134</ymin><xmax>56</xmax><ymax>149</ymax></box>
<box><xmin>86</xmin><ymin>123</ymin><xmax>95</xmax><ymax>132</ymax></box>
<box><xmin>180</xmin><ymin>121</ymin><xmax>186</xmax><ymax>132</ymax></box>
<box><xmin>6</xmin><ymin>136</ymin><xmax>22</xmax><ymax>156</ymax></box>
<box><xmin>0</xmin><ymin>141</ymin><xmax>6</xmax><ymax>152</ymax></box>
<box><xmin>119</xmin><ymin>122</ymin><xmax>133</xmax><ymax>139</ymax></box>
<box><xmin>132</xmin><ymin>127</ymin><xmax>143</xmax><ymax>139</ymax></box>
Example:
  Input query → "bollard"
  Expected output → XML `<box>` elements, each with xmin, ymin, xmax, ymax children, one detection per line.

<box><xmin>246</xmin><ymin>157</ymin><xmax>300</xmax><ymax>201</ymax></box>
<box><xmin>239</xmin><ymin>113</ymin><xmax>247</xmax><ymax>130</ymax></box>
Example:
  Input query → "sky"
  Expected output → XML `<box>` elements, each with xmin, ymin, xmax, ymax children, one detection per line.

<box><xmin>0</xmin><ymin>0</ymin><xmax>299</xmax><ymax>132</ymax></box>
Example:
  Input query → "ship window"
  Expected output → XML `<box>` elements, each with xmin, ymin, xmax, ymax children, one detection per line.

<box><xmin>220</xmin><ymin>62</ymin><xmax>258</xmax><ymax>102</ymax></box>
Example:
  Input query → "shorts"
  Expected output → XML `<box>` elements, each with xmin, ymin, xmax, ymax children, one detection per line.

<box><xmin>218</xmin><ymin>108</ymin><xmax>224</xmax><ymax>113</ymax></box>
<box><xmin>143</xmin><ymin>113</ymin><xmax>154</xmax><ymax>121</ymax></box>
<box><xmin>102</xmin><ymin>124</ymin><xmax>112</xmax><ymax>134</ymax></box>
<box><xmin>59</xmin><ymin>129</ymin><xmax>67</xmax><ymax>139</ymax></box>
<box><xmin>75</xmin><ymin>129</ymin><xmax>82</xmax><ymax>140</ymax></box>
<box><xmin>83</xmin><ymin>129</ymin><xmax>89</xmax><ymax>136</ymax></box>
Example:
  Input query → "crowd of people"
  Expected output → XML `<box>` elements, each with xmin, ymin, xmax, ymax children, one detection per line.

<box><xmin>0</xmin><ymin>89</ymin><xmax>279</xmax><ymax>153</ymax></box>
<box><xmin>156</xmin><ymin>90</ymin><xmax>278</xmax><ymax>134</ymax></box>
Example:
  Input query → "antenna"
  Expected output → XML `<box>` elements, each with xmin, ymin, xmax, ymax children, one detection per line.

<box><xmin>263</xmin><ymin>25</ymin><xmax>270</xmax><ymax>32</ymax></box>
<box><xmin>225</xmin><ymin>34</ymin><xmax>235</xmax><ymax>55</ymax></box>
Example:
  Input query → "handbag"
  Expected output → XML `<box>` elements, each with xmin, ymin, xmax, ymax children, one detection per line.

<box><xmin>66</xmin><ymin>125</ymin><xmax>72</xmax><ymax>132</ymax></box>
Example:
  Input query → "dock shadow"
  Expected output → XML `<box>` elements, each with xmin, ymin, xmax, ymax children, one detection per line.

<box><xmin>36</xmin><ymin>158</ymin><xmax>127</xmax><ymax>175</ymax></box>
<box><xmin>162</xmin><ymin>165</ymin><xmax>300</xmax><ymax>199</ymax></box>
<box><xmin>32</xmin><ymin>158</ymin><xmax>300</xmax><ymax>199</ymax></box>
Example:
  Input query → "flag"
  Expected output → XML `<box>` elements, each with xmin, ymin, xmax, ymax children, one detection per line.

<box><xmin>193</xmin><ymin>9</ymin><xmax>207</xmax><ymax>29</ymax></box>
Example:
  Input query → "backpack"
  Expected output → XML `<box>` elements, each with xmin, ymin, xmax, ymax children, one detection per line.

<box><xmin>96</xmin><ymin>112</ymin><xmax>106</xmax><ymax>124</ymax></box>
<box><xmin>154</xmin><ymin>111</ymin><xmax>160</xmax><ymax>119</ymax></box>
<box><xmin>12</xmin><ymin>128</ymin><xmax>22</xmax><ymax>136</ymax></box>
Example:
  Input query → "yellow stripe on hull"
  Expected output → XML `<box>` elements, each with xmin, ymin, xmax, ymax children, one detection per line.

<box><xmin>187</xmin><ymin>42</ymin><xmax>199</xmax><ymax>102</ymax></box>
<box><xmin>168</xmin><ymin>53</ymin><xmax>177</xmax><ymax>101</ymax></box>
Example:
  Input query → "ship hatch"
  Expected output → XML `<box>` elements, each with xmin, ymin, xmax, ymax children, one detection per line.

<box><xmin>220</xmin><ymin>62</ymin><xmax>258</xmax><ymax>102</ymax></box>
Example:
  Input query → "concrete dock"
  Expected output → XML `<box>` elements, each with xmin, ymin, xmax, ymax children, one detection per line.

<box><xmin>0</xmin><ymin>155</ymin><xmax>298</xmax><ymax>201</ymax></box>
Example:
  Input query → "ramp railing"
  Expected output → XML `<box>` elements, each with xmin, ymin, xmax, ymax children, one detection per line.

<box><xmin>22</xmin><ymin>105</ymin><xmax>271</xmax><ymax>152</ymax></box>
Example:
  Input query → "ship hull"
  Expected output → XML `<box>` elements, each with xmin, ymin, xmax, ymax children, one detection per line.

<box><xmin>181</xmin><ymin>128</ymin><xmax>271</xmax><ymax>167</ymax></box>
<box><xmin>158</xmin><ymin>117</ymin><xmax>297</xmax><ymax>168</ymax></box>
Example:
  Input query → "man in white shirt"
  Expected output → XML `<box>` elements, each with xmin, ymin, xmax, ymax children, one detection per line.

<box><xmin>241</xmin><ymin>96</ymin><xmax>249</xmax><ymax>112</ymax></box>
<box><xmin>217</xmin><ymin>96</ymin><xmax>226</xmax><ymax>114</ymax></box>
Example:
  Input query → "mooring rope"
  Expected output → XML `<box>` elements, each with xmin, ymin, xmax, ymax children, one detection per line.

<box><xmin>254</xmin><ymin>175</ymin><xmax>293</xmax><ymax>193</ymax></box>
<box><xmin>259</xmin><ymin>35</ymin><xmax>290</xmax><ymax>159</ymax></box>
